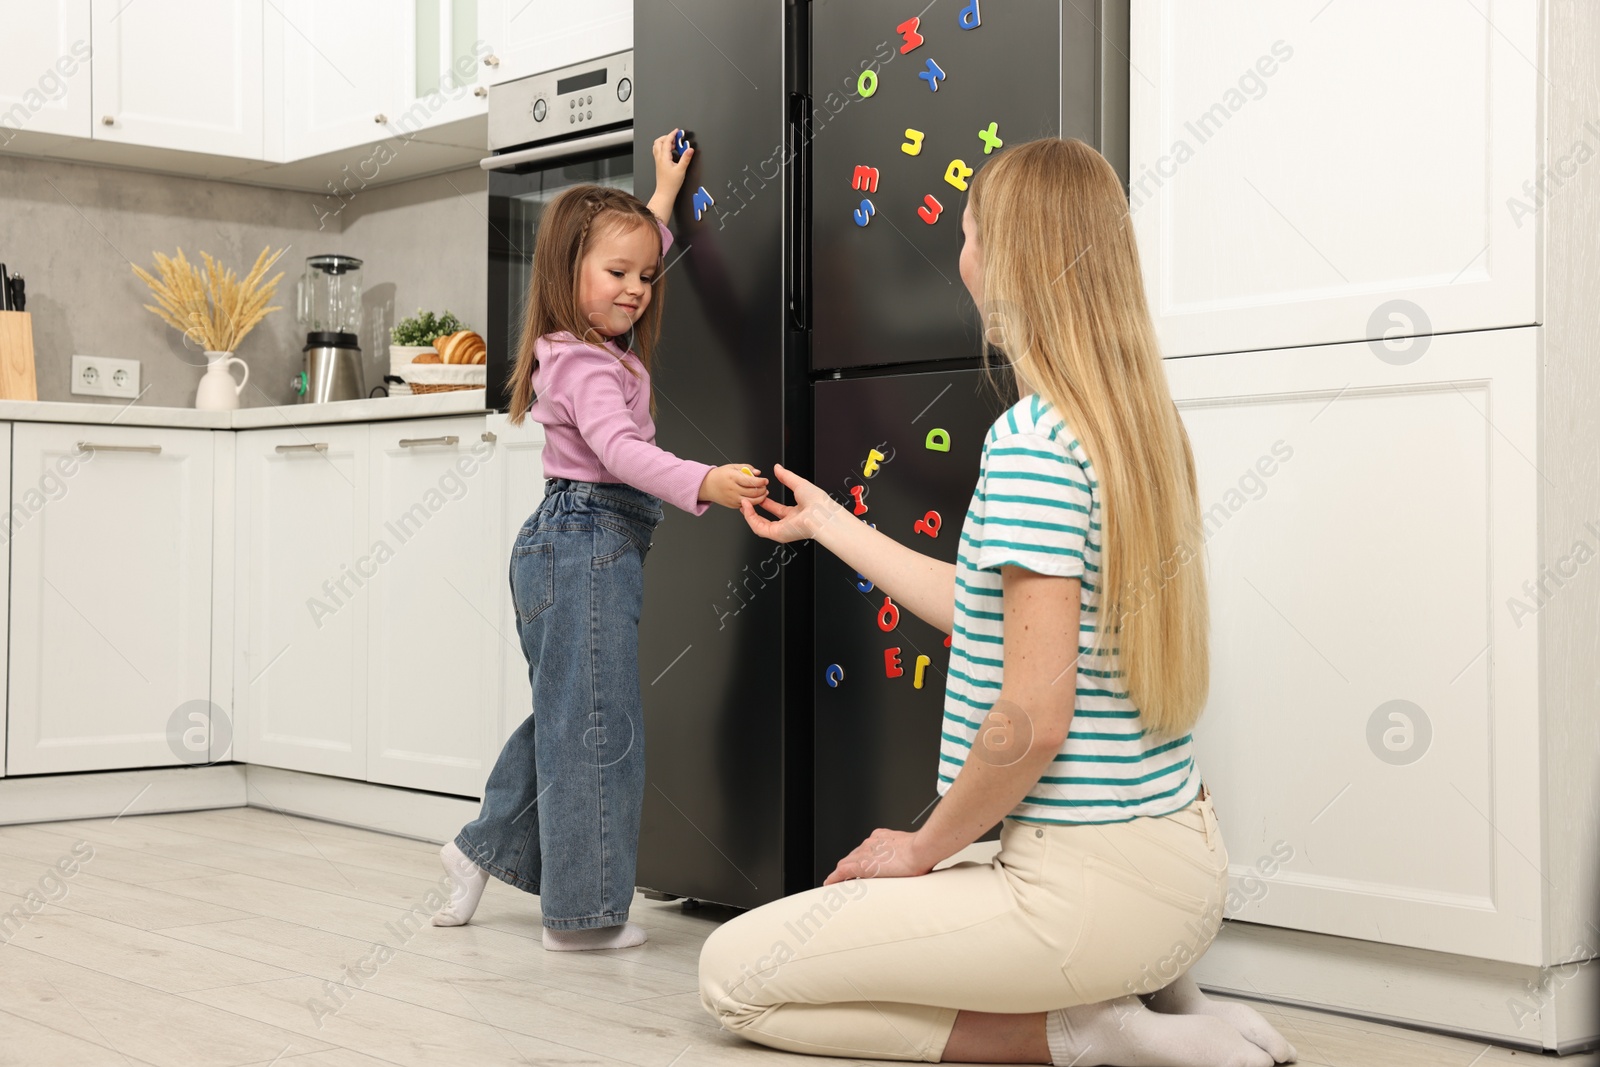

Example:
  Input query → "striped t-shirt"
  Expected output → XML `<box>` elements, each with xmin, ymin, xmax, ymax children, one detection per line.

<box><xmin>938</xmin><ymin>394</ymin><xmax>1201</xmax><ymax>824</ymax></box>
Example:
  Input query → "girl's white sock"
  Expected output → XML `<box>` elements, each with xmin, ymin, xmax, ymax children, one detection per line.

<box><xmin>1146</xmin><ymin>974</ymin><xmax>1298</xmax><ymax>1062</ymax></box>
<box><xmin>542</xmin><ymin>922</ymin><xmax>648</xmax><ymax>951</ymax></box>
<box><xmin>431</xmin><ymin>840</ymin><xmax>490</xmax><ymax>927</ymax></box>
<box><xmin>1045</xmin><ymin>996</ymin><xmax>1274</xmax><ymax>1067</ymax></box>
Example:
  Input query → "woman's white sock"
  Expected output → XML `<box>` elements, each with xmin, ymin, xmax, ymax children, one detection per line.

<box><xmin>1146</xmin><ymin>974</ymin><xmax>1298</xmax><ymax>1063</ymax></box>
<box><xmin>542</xmin><ymin>922</ymin><xmax>648</xmax><ymax>951</ymax></box>
<box><xmin>431</xmin><ymin>840</ymin><xmax>490</xmax><ymax>927</ymax></box>
<box><xmin>1045</xmin><ymin>996</ymin><xmax>1274</xmax><ymax>1067</ymax></box>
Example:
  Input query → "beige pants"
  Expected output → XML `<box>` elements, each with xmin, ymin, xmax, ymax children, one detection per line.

<box><xmin>698</xmin><ymin>795</ymin><xmax>1229</xmax><ymax>1062</ymax></box>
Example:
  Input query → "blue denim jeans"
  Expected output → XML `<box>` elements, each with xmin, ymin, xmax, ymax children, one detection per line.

<box><xmin>456</xmin><ymin>477</ymin><xmax>663</xmax><ymax>930</ymax></box>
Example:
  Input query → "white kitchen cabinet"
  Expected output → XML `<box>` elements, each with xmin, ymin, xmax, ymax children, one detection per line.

<box><xmin>269</xmin><ymin>0</ymin><xmax>400</xmax><ymax>162</ymax></box>
<box><xmin>395</xmin><ymin>0</ymin><xmax>490</xmax><ymax>134</ymax></box>
<box><xmin>1167</xmin><ymin>327</ymin><xmax>1542</xmax><ymax>965</ymax></box>
<box><xmin>365</xmin><ymin>416</ymin><xmax>496</xmax><ymax>796</ymax></box>
<box><xmin>0</xmin><ymin>425</ymin><xmax>9</xmax><ymax>777</ymax></box>
<box><xmin>478</xmin><ymin>0</ymin><xmax>631</xmax><ymax>86</ymax></box>
<box><xmin>89</xmin><ymin>0</ymin><xmax>263</xmax><ymax>158</ymax></box>
<box><xmin>7</xmin><ymin>424</ymin><xmax>214</xmax><ymax>775</ymax></box>
<box><xmin>484</xmin><ymin>413</ymin><xmax>547</xmax><ymax>751</ymax></box>
<box><xmin>1130</xmin><ymin>0</ymin><xmax>1538</xmax><ymax>358</ymax></box>
<box><xmin>0</xmin><ymin>1</ymin><xmax>92</xmax><ymax>142</ymax></box>
<box><xmin>234</xmin><ymin>425</ymin><xmax>369</xmax><ymax>779</ymax></box>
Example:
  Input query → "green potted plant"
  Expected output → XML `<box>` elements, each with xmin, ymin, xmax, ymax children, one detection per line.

<box><xmin>390</xmin><ymin>308</ymin><xmax>466</xmax><ymax>364</ymax></box>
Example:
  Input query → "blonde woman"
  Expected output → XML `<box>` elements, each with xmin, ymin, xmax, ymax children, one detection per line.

<box><xmin>699</xmin><ymin>139</ymin><xmax>1296</xmax><ymax>1066</ymax></box>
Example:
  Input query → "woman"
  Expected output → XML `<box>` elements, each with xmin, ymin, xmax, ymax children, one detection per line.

<box><xmin>697</xmin><ymin>139</ymin><xmax>1296</xmax><ymax>1066</ymax></box>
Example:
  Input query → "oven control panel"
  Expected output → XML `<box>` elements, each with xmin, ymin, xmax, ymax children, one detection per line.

<box><xmin>488</xmin><ymin>50</ymin><xmax>634</xmax><ymax>151</ymax></box>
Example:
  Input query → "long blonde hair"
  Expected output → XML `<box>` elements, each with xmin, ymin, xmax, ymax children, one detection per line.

<box><xmin>969</xmin><ymin>138</ymin><xmax>1208</xmax><ymax>737</ymax></box>
<box><xmin>506</xmin><ymin>185</ymin><xmax>665</xmax><ymax>424</ymax></box>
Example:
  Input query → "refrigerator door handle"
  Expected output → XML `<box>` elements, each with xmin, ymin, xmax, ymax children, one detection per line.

<box><xmin>479</xmin><ymin>128</ymin><xmax>634</xmax><ymax>171</ymax></box>
<box><xmin>787</xmin><ymin>91</ymin><xmax>811</xmax><ymax>332</ymax></box>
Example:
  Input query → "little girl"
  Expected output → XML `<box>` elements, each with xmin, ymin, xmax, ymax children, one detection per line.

<box><xmin>432</xmin><ymin>130</ymin><xmax>768</xmax><ymax>950</ymax></box>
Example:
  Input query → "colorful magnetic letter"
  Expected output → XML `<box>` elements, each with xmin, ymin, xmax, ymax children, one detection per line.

<box><xmin>857</xmin><ymin>68</ymin><xmax>879</xmax><ymax>98</ymax></box>
<box><xmin>902</xmin><ymin>128</ymin><xmax>925</xmax><ymax>156</ymax></box>
<box><xmin>944</xmin><ymin>159</ymin><xmax>974</xmax><ymax>191</ymax></box>
<box><xmin>918</xmin><ymin>58</ymin><xmax>946</xmax><ymax>92</ymax></box>
<box><xmin>878</xmin><ymin>595</ymin><xmax>900</xmax><ymax>632</ymax></box>
<box><xmin>978</xmin><ymin>122</ymin><xmax>1003</xmax><ymax>154</ymax></box>
<box><xmin>854</xmin><ymin>198</ymin><xmax>876</xmax><ymax>226</ymax></box>
<box><xmin>896</xmin><ymin>16</ymin><xmax>925</xmax><ymax>53</ymax></box>
<box><xmin>884</xmin><ymin>647</ymin><xmax>904</xmax><ymax>678</ymax></box>
<box><xmin>850</xmin><ymin>484</ymin><xmax>869</xmax><ymax>515</ymax></box>
<box><xmin>855</xmin><ymin>572</ymin><xmax>874</xmax><ymax>592</ymax></box>
<box><xmin>739</xmin><ymin>465</ymin><xmax>753</xmax><ymax>475</ymax></box>
<box><xmin>851</xmin><ymin>165</ymin><xmax>881</xmax><ymax>193</ymax></box>
<box><xmin>914</xmin><ymin>511</ymin><xmax>942</xmax><ymax>538</ymax></box>
<box><xmin>825</xmin><ymin>663</ymin><xmax>845</xmax><ymax>687</ymax></box>
<box><xmin>925</xmin><ymin>427</ymin><xmax>950</xmax><ymax>451</ymax></box>
<box><xmin>959</xmin><ymin>0</ymin><xmax>981</xmax><ymax>29</ymax></box>
<box><xmin>944</xmin><ymin>634</ymin><xmax>953</xmax><ymax>648</ymax></box>
<box><xmin>691</xmin><ymin>186</ymin><xmax>716</xmax><ymax>221</ymax></box>
<box><xmin>863</xmin><ymin>448</ymin><xmax>886</xmax><ymax>478</ymax></box>
<box><xmin>913</xmin><ymin>654</ymin><xmax>931</xmax><ymax>689</ymax></box>
<box><xmin>673</xmin><ymin>128</ymin><xmax>690</xmax><ymax>159</ymax></box>
<box><xmin>917</xmin><ymin>194</ymin><xmax>944</xmax><ymax>225</ymax></box>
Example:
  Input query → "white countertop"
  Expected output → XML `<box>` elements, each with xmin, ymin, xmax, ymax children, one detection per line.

<box><xmin>0</xmin><ymin>390</ymin><xmax>491</xmax><ymax>430</ymax></box>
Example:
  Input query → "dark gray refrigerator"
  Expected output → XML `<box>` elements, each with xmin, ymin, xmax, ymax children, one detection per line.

<box><xmin>634</xmin><ymin>0</ymin><xmax>1128</xmax><ymax>908</ymax></box>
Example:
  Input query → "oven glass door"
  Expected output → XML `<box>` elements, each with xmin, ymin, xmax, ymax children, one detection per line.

<box><xmin>487</xmin><ymin>145</ymin><xmax>634</xmax><ymax>411</ymax></box>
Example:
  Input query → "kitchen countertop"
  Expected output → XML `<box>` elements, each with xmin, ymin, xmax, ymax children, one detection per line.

<box><xmin>0</xmin><ymin>389</ymin><xmax>491</xmax><ymax>430</ymax></box>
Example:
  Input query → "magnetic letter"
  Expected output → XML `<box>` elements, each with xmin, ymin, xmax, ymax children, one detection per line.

<box><xmin>855</xmin><ymin>572</ymin><xmax>874</xmax><ymax>592</ymax></box>
<box><xmin>673</xmin><ymin>129</ymin><xmax>690</xmax><ymax>159</ymax></box>
<box><xmin>691</xmin><ymin>186</ymin><xmax>716</xmax><ymax>221</ymax></box>
<box><xmin>884</xmin><ymin>647</ymin><xmax>904</xmax><ymax>678</ymax></box>
<box><xmin>896</xmin><ymin>17</ymin><xmax>925</xmax><ymax>53</ymax></box>
<box><xmin>925</xmin><ymin>427</ymin><xmax>950</xmax><ymax>451</ymax></box>
<box><xmin>851</xmin><ymin>165</ymin><xmax>880</xmax><ymax>193</ymax></box>
<box><xmin>863</xmin><ymin>448</ymin><xmax>886</xmax><ymax>478</ymax></box>
<box><xmin>854</xmin><ymin>198</ymin><xmax>876</xmax><ymax>226</ymax></box>
<box><xmin>914</xmin><ymin>511</ymin><xmax>942</xmax><ymax>538</ymax></box>
<box><xmin>918</xmin><ymin>59</ymin><xmax>946</xmax><ymax>92</ymax></box>
<box><xmin>944</xmin><ymin>159</ymin><xmax>974</xmax><ymax>191</ymax></box>
<box><xmin>913</xmin><ymin>654</ymin><xmax>931</xmax><ymax>689</ymax></box>
<box><xmin>944</xmin><ymin>634</ymin><xmax>953</xmax><ymax>648</ymax></box>
<box><xmin>978</xmin><ymin>122</ymin><xmax>1003</xmax><ymax>154</ymax></box>
<box><xmin>878</xmin><ymin>595</ymin><xmax>900</xmax><ymax>632</ymax></box>
<box><xmin>857</xmin><ymin>68</ymin><xmax>878</xmax><ymax>98</ymax></box>
<box><xmin>850</xmin><ymin>484</ymin><xmax>869</xmax><ymax>515</ymax></box>
<box><xmin>959</xmin><ymin>0</ymin><xmax>981</xmax><ymax>29</ymax></box>
<box><xmin>902</xmin><ymin>128</ymin><xmax>925</xmax><ymax>156</ymax></box>
<box><xmin>917</xmin><ymin>194</ymin><xmax>944</xmax><ymax>224</ymax></box>
<box><xmin>825</xmin><ymin>664</ymin><xmax>845</xmax><ymax>688</ymax></box>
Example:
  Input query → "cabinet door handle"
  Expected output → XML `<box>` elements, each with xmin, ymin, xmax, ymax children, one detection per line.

<box><xmin>374</xmin><ymin>113</ymin><xmax>388</xmax><ymax>124</ymax></box>
<box><xmin>76</xmin><ymin>442</ymin><xmax>160</xmax><ymax>454</ymax></box>
<box><xmin>474</xmin><ymin>87</ymin><xmax>488</xmax><ymax>98</ymax></box>
<box><xmin>101</xmin><ymin>115</ymin><xmax>115</xmax><ymax>126</ymax></box>
<box><xmin>481</xmin><ymin>431</ymin><xmax>497</xmax><ymax>443</ymax></box>
<box><xmin>275</xmin><ymin>443</ymin><xmax>329</xmax><ymax>453</ymax></box>
<box><xmin>484</xmin><ymin>55</ymin><xmax>500</xmax><ymax>67</ymax></box>
<box><xmin>399</xmin><ymin>435</ymin><xmax>460</xmax><ymax>448</ymax></box>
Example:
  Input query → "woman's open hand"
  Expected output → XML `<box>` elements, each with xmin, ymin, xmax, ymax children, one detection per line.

<box><xmin>823</xmin><ymin>828</ymin><xmax>934</xmax><ymax>885</ymax></box>
<box><xmin>739</xmin><ymin>463</ymin><xmax>844</xmax><ymax>543</ymax></box>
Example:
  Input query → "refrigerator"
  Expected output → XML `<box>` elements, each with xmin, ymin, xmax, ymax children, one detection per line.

<box><xmin>633</xmin><ymin>0</ymin><xmax>1128</xmax><ymax>908</ymax></box>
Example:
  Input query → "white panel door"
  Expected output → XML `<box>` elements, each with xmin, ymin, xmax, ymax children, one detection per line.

<box><xmin>479</xmin><ymin>0</ymin><xmax>631</xmax><ymax>85</ymax></box>
<box><xmin>90</xmin><ymin>0</ymin><xmax>263</xmax><ymax>157</ymax></box>
<box><xmin>1130</xmin><ymin>0</ymin><xmax>1538</xmax><ymax>357</ymax></box>
<box><xmin>0</xmin><ymin>425</ymin><xmax>9</xmax><ymax>777</ymax></box>
<box><xmin>235</xmin><ymin>425</ymin><xmax>369</xmax><ymax>778</ymax></box>
<box><xmin>7</xmin><ymin>425</ymin><xmax>214</xmax><ymax>775</ymax></box>
<box><xmin>392</xmin><ymin>0</ymin><xmax>489</xmax><ymax>136</ymax></box>
<box><xmin>1166</xmin><ymin>327</ymin><xmax>1541</xmax><ymax>965</ymax></box>
<box><xmin>0</xmin><ymin>1</ymin><xmax>92</xmax><ymax>141</ymax></box>
<box><xmin>365</xmin><ymin>416</ymin><xmax>496</xmax><ymax>796</ymax></box>
<box><xmin>273</xmin><ymin>0</ymin><xmax>401</xmax><ymax>161</ymax></box>
<box><xmin>485</xmin><ymin>413</ymin><xmax>547</xmax><ymax>757</ymax></box>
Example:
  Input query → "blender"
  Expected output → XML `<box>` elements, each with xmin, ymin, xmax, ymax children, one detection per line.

<box><xmin>293</xmin><ymin>254</ymin><xmax>365</xmax><ymax>403</ymax></box>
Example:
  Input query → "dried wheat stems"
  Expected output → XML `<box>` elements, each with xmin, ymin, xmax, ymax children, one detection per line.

<box><xmin>132</xmin><ymin>246</ymin><xmax>287</xmax><ymax>352</ymax></box>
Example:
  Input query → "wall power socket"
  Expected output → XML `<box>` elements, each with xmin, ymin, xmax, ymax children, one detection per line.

<box><xmin>72</xmin><ymin>355</ymin><xmax>142</xmax><ymax>399</ymax></box>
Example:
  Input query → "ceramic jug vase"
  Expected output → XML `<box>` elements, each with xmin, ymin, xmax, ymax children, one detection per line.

<box><xmin>196</xmin><ymin>351</ymin><xmax>249</xmax><ymax>411</ymax></box>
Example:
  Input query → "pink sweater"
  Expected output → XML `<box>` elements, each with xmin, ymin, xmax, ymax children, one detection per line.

<box><xmin>528</xmin><ymin>226</ymin><xmax>712</xmax><ymax>514</ymax></box>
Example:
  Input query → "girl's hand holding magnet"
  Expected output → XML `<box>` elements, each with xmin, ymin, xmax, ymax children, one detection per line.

<box><xmin>739</xmin><ymin>463</ymin><xmax>846</xmax><ymax>543</ymax></box>
<box><xmin>699</xmin><ymin>463</ymin><xmax>768</xmax><ymax>510</ymax></box>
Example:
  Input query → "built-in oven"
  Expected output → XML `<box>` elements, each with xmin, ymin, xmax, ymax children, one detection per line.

<box><xmin>483</xmin><ymin>50</ymin><xmax>634</xmax><ymax>411</ymax></box>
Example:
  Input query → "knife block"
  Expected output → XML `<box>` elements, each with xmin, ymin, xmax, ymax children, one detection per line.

<box><xmin>0</xmin><ymin>311</ymin><xmax>38</xmax><ymax>401</ymax></box>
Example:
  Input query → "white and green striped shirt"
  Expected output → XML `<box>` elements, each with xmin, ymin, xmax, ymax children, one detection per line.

<box><xmin>938</xmin><ymin>394</ymin><xmax>1201</xmax><ymax>824</ymax></box>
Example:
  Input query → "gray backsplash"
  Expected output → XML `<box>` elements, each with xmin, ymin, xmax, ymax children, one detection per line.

<box><xmin>0</xmin><ymin>153</ymin><xmax>487</xmax><ymax>409</ymax></box>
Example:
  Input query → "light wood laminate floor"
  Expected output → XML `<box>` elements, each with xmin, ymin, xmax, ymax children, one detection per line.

<box><xmin>0</xmin><ymin>808</ymin><xmax>1588</xmax><ymax>1067</ymax></box>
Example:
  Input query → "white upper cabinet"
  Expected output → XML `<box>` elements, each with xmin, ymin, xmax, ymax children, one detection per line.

<box><xmin>89</xmin><ymin>0</ymin><xmax>263</xmax><ymax>157</ymax></box>
<box><xmin>396</xmin><ymin>0</ymin><xmax>490</xmax><ymax>134</ymax></box>
<box><xmin>0</xmin><ymin>1</ymin><xmax>91</xmax><ymax>141</ymax></box>
<box><xmin>479</xmin><ymin>0</ymin><xmax>631</xmax><ymax>85</ymax></box>
<box><xmin>1130</xmin><ymin>0</ymin><xmax>1538</xmax><ymax>358</ymax></box>
<box><xmin>7</xmin><ymin>425</ymin><xmax>215</xmax><ymax>776</ymax></box>
<box><xmin>270</xmin><ymin>0</ymin><xmax>400</xmax><ymax>162</ymax></box>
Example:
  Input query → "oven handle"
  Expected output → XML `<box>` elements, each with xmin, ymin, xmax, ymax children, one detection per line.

<box><xmin>480</xmin><ymin>129</ymin><xmax>634</xmax><ymax>171</ymax></box>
